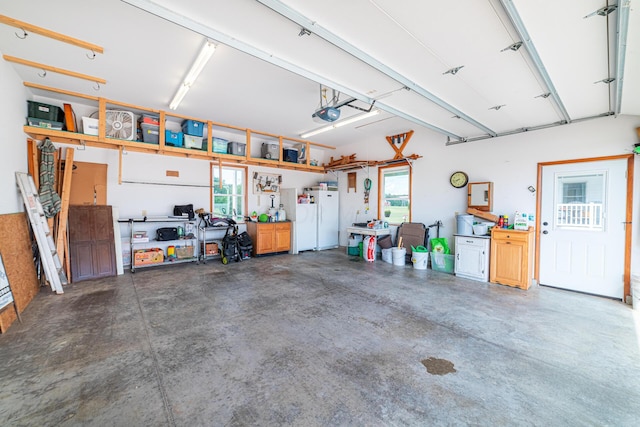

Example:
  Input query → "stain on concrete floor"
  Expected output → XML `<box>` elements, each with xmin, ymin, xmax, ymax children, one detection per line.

<box><xmin>421</xmin><ymin>357</ymin><xmax>456</xmax><ymax>375</ymax></box>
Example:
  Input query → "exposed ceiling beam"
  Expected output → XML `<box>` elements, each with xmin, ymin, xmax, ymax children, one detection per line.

<box><xmin>0</xmin><ymin>14</ymin><xmax>104</xmax><ymax>54</ymax></box>
<box><xmin>255</xmin><ymin>0</ymin><xmax>497</xmax><ymax>138</ymax></box>
<box><xmin>614</xmin><ymin>1</ymin><xmax>631</xmax><ymax>115</ymax></box>
<box><xmin>446</xmin><ymin>112</ymin><xmax>614</xmax><ymax>145</ymax></box>
<box><xmin>120</xmin><ymin>0</ymin><xmax>461</xmax><ymax>139</ymax></box>
<box><xmin>499</xmin><ymin>0</ymin><xmax>572</xmax><ymax>124</ymax></box>
<box><xmin>3</xmin><ymin>54</ymin><xmax>107</xmax><ymax>84</ymax></box>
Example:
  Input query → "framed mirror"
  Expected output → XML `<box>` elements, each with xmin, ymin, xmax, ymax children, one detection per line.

<box><xmin>468</xmin><ymin>182</ymin><xmax>493</xmax><ymax>211</ymax></box>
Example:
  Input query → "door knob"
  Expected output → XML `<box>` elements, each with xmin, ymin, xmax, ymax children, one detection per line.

<box><xmin>543</xmin><ymin>221</ymin><xmax>548</xmax><ymax>226</ymax></box>
<box><xmin>542</xmin><ymin>230</ymin><xmax>549</xmax><ymax>234</ymax></box>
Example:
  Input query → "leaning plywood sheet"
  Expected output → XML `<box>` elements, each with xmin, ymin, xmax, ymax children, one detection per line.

<box><xmin>0</xmin><ymin>213</ymin><xmax>40</xmax><ymax>332</ymax></box>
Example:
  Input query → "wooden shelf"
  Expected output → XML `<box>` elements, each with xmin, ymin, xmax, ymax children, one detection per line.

<box><xmin>25</xmin><ymin>126</ymin><xmax>327</xmax><ymax>172</ymax></box>
<box><xmin>22</xmin><ymin>82</ymin><xmax>333</xmax><ymax>173</ymax></box>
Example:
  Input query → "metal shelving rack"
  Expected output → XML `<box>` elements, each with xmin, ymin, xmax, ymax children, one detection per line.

<box><xmin>119</xmin><ymin>217</ymin><xmax>198</xmax><ymax>272</ymax></box>
<box><xmin>197</xmin><ymin>224</ymin><xmax>235</xmax><ymax>263</ymax></box>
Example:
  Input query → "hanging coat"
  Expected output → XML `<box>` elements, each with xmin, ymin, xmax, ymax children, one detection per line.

<box><xmin>39</xmin><ymin>138</ymin><xmax>61</xmax><ymax>218</ymax></box>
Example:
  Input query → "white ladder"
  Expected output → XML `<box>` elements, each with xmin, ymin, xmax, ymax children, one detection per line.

<box><xmin>15</xmin><ymin>172</ymin><xmax>67</xmax><ymax>294</ymax></box>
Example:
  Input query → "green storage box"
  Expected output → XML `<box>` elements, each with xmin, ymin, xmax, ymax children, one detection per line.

<box><xmin>431</xmin><ymin>252</ymin><xmax>454</xmax><ymax>274</ymax></box>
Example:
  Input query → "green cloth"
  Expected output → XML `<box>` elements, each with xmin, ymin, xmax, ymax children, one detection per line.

<box><xmin>39</xmin><ymin>138</ymin><xmax>61</xmax><ymax>218</ymax></box>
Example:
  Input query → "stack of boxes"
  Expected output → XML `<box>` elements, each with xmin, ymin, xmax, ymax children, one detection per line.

<box><xmin>182</xmin><ymin>120</ymin><xmax>205</xmax><ymax>150</ymax></box>
<box><xmin>27</xmin><ymin>101</ymin><xmax>65</xmax><ymax>130</ymax></box>
<box><xmin>139</xmin><ymin>113</ymin><xmax>160</xmax><ymax>144</ymax></box>
<box><xmin>283</xmin><ymin>147</ymin><xmax>298</xmax><ymax>163</ymax></box>
<box><xmin>165</xmin><ymin>127</ymin><xmax>183</xmax><ymax>147</ymax></box>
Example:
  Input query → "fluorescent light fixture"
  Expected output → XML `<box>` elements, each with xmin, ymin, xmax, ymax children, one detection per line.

<box><xmin>300</xmin><ymin>110</ymin><xmax>380</xmax><ymax>138</ymax></box>
<box><xmin>169</xmin><ymin>40</ymin><xmax>216</xmax><ymax>110</ymax></box>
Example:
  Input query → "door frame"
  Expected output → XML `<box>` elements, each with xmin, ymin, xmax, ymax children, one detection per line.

<box><xmin>535</xmin><ymin>154</ymin><xmax>634</xmax><ymax>300</ymax></box>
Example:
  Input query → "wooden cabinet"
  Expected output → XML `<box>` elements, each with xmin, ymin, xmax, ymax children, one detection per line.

<box><xmin>490</xmin><ymin>227</ymin><xmax>534</xmax><ymax>289</ymax></box>
<box><xmin>455</xmin><ymin>235</ymin><xmax>490</xmax><ymax>282</ymax></box>
<box><xmin>246</xmin><ymin>221</ymin><xmax>291</xmax><ymax>255</ymax></box>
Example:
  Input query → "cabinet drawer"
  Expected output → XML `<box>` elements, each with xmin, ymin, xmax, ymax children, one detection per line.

<box><xmin>455</xmin><ymin>236</ymin><xmax>487</xmax><ymax>248</ymax></box>
<box><xmin>491</xmin><ymin>230</ymin><xmax>529</xmax><ymax>243</ymax></box>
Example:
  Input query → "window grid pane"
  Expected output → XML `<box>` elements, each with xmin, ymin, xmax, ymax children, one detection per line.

<box><xmin>213</xmin><ymin>167</ymin><xmax>245</xmax><ymax>219</ymax></box>
<box><xmin>381</xmin><ymin>166</ymin><xmax>410</xmax><ymax>224</ymax></box>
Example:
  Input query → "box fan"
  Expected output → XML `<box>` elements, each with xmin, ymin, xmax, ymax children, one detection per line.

<box><xmin>105</xmin><ymin>110</ymin><xmax>135</xmax><ymax>140</ymax></box>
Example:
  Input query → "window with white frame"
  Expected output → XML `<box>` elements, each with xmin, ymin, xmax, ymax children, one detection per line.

<box><xmin>378</xmin><ymin>164</ymin><xmax>411</xmax><ymax>224</ymax></box>
<box><xmin>211</xmin><ymin>165</ymin><xmax>247</xmax><ymax>222</ymax></box>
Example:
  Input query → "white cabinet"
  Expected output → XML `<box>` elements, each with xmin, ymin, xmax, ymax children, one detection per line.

<box><xmin>454</xmin><ymin>235</ymin><xmax>490</xmax><ymax>282</ymax></box>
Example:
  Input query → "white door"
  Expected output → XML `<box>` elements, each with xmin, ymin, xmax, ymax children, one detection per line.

<box><xmin>296</xmin><ymin>204</ymin><xmax>317</xmax><ymax>252</ymax></box>
<box><xmin>539</xmin><ymin>159</ymin><xmax>627</xmax><ymax>298</ymax></box>
<box><xmin>316</xmin><ymin>191</ymin><xmax>339</xmax><ymax>250</ymax></box>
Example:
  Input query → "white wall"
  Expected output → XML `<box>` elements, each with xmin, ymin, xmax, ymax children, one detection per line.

<box><xmin>50</xmin><ymin>143</ymin><xmax>325</xmax><ymax>223</ymax></box>
<box><xmin>0</xmin><ymin>50</ymin><xmax>28</xmax><ymax>214</ymax></box>
<box><xmin>334</xmin><ymin>115</ymin><xmax>640</xmax><ymax>277</ymax></box>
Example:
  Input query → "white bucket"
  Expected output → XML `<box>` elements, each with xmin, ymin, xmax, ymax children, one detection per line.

<box><xmin>411</xmin><ymin>251</ymin><xmax>428</xmax><ymax>270</ymax></box>
<box><xmin>381</xmin><ymin>248</ymin><xmax>393</xmax><ymax>263</ymax></box>
<box><xmin>392</xmin><ymin>247</ymin><xmax>406</xmax><ymax>266</ymax></box>
<box><xmin>457</xmin><ymin>214</ymin><xmax>474</xmax><ymax>236</ymax></box>
<box><xmin>472</xmin><ymin>223</ymin><xmax>488</xmax><ymax>235</ymax></box>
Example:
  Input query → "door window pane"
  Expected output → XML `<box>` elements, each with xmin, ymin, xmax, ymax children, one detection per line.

<box><xmin>555</xmin><ymin>171</ymin><xmax>605</xmax><ymax>230</ymax></box>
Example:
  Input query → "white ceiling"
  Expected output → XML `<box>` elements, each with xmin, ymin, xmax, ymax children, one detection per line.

<box><xmin>1</xmin><ymin>0</ymin><xmax>638</xmax><ymax>149</ymax></box>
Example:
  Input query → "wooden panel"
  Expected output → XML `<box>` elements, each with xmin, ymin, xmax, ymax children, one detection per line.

<box><xmin>70</xmin><ymin>241</ymin><xmax>95</xmax><ymax>282</ymax></box>
<box><xmin>94</xmin><ymin>241</ymin><xmax>116</xmax><ymax>277</ymax></box>
<box><xmin>275</xmin><ymin>223</ymin><xmax>291</xmax><ymax>252</ymax></box>
<box><xmin>0</xmin><ymin>213</ymin><xmax>40</xmax><ymax>333</ymax></box>
<box><xmin>69</xmin><ymin>205</ymin><xmax>116</xmax><ymax>282</ymax></box>
<box><xmin>69</xmin><ymin>161</ymin><xmax>107</xmax><ymax>206</ymax></box>
<box><xmin>256</xmin><ymin>224</ymin><xmax>275</xmax><ymax>254</ymax></box>
<box><xmin>490</xmin><ymin>227</ymin><xmax>533</xmax><ymax>289</ymax></box>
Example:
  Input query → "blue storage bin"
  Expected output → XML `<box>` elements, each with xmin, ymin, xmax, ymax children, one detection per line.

<box><xmin>181</xmin><ymin>119</ymin><xmax>204</xmax><ymax>137</ymax></box>
<box><xmin>212</xmin><ymin>137</ymin><xmax>228</xmax><ymax>154</ymax></box>
<box><xmin>165</xmin><ymin>130</ymin><xmax>183</xmax><ymax>147</ymax></box>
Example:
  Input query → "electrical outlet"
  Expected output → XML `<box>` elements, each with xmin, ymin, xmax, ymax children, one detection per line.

<box><xmin>142</xmin><ymin>210</ymin><xmax>147</xmax><ymax>217</ymax></box>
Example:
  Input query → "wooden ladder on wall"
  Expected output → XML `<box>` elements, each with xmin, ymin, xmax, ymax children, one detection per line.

<box><xmin>15</xmin><ymin>172</ymin><xmax>67</xmax><ymax>294</ymax></box>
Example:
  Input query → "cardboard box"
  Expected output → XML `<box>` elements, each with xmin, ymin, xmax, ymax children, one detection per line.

<box><xmin>175</xmin><ymin>245</ymin><xmax>194</xmax><ymax>259</ymax></box>
<box><xmin>202</xmin><ymin>242</ymin><xmax>219</xmax><ymax>255</ymax></box>
<box><xmin>134</xmin><ymin>248</ymin><xmax>164</xmax><ymax>266</ymax></box>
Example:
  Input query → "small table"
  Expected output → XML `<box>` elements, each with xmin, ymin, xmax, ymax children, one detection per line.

<box><xmin>346</xmin><ymin>226</ymin><xmax>391</xmax><ymax>237</ymax></box>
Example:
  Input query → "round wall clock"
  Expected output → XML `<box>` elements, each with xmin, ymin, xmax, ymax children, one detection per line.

<box><xmin>449</xmin><ymin>171</ymin><xmax>469</xmax><ymax>188</ymax></box>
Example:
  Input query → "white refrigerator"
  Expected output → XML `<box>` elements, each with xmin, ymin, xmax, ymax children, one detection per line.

<box><xmin>280</xmin><ymin>188</ymin><xmax>318</xmax><ymax>254</ymax></box>
<box><xmin>310</xmin><ymin>190</ymin><xmax>339</xmax><ymax>250</ymax></box>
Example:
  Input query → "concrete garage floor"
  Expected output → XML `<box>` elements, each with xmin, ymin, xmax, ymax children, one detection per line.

<box><xmin>1</xmin><ymin>249</ymin><xmax>639</xmax><ymax>426</ymax></box>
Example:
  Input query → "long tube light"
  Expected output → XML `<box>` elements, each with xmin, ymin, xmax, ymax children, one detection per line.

<box><xmin>121</xmin><ymin>0</ymin><xmax>460</xmax><ymax>139</ymax></box>
<box><xmin>300</xmin><ymin>110</ymin><xmax>380</xmax><ymax>138</ymax></box>
<box><xmin>169</xmin><ymin>40</ymin><xmax>216</xmax><ymax>110</ymax></box>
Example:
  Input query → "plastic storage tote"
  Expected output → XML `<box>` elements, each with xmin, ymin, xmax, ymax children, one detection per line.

<box><xmin>181</xmin><ymin>119</ymin><xmax>205</xmax><ymax>137</ymax></box>
<box><xmin>140</xmin><ymin>123</ymin><xmax>159</xmax><ymax>144</ymax></box>
<box><xmin>228</xmin><ymin>141</ymin><xmax>246</xmax><ymax>156</ymax></box>
<box><xmin>165</xmin><ymin>130</ymin><xmax>183</xmax><ymax>147</ymax></box>
<box><xmin>212</xmin><ymin>137</ymin><xmax>228</xmax><ymax>153</ymax></box>
<box><xmin>184</xmin><ymin>134</ymin><xmax>204</xmax><ymax>150</ymax></box>
<box><xmin>27</xmin><ymin>101</ymin><xmax>65</xmax><ymax>122</ymax></box>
